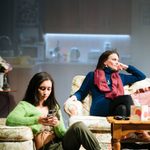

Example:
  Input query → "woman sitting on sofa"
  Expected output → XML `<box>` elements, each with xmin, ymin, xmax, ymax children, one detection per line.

<box><xmin>65</xmin><ymin>50</ymin><xmax>146</xmax><ymax>117</ymax></box>
<box><xmin>6</xmin><ymin>72</ymin><xmax>100</xmax><ymax>150</ymax></box>
<box><xmin>65</xmin><ymin>49</ymin><xmax>150</xmax><ymax>145</ymax></box>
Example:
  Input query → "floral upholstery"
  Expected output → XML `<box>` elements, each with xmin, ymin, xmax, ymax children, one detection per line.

<box><xmin>125</xmin><ymin>78</ymin><xmax>150</xmax><ymax>94</ymax></box>
<box><xmin>70</xmin><ymin>75</ymin><xmax>91</xmax><ymax>116</ymax></box>
<box><xmin>69</xmin><ymin>116</ymin><xmax>110</xmax><ymax>131</ymax></box>
<box><xmin>0</xmin><ymin>140</ymin><xmax>34</xmax><ymax>150</ymax></box>
<box><xmin>129</xmin><ymin>78</ymin><xmax>150</xmax><ymax>113</ymax></box>
<box><xmin>64</xmin><ymin>76</ymin><xmax>150</xmax><ymax>150</ymax></box>
<box><xmin>0</xmin><ymin>118</ymin><xmax>35</xmax><ymax>150</ymax></box>
<box><xmin>0</xmin><ymin>125</ymin><xmax>33</xmax><ymax>142</ymax></box>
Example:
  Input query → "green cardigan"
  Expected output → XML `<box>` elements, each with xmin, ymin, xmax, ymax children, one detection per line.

<box><xmin>6</xmin><ymin>101</ymin><xmax>66</xmax><ymax>138</ymax></box>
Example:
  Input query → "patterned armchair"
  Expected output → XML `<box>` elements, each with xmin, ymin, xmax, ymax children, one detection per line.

<box><xmin>0</xmin><ymin>118</ymin><xmax>35</xmax><ymax>150</ymax></box>
<box><xmin>64</xmin><ymin>75</ymin><xmax>150</xmax><ymax>150</ymax></box>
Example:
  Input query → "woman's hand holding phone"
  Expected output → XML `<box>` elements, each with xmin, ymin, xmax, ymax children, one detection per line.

<box><xmin>46</xmin><ymin>116</ymin><xmax>59</xmax><ymax>127</ymax></box>
<box><xmin>38</xmin><ymin>114</ymin><xmax>59</xmax><ymax>126</ymax></box>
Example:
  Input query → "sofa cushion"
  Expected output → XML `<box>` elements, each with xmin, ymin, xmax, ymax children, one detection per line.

<box><xmin>131</xmin><ymin>90</ymin><xmax>150</xmax><ymax>114</ymax></box>
<box><xmin>123</xmin><ymin>78</ymin><xmax>150</xmax><ymax>110</ymax></box>
<box><xmin>69</xmin><ymin>116</ymin><xmax>111</xmax><ymax>131</ymax></box>
<box><xmin>0</xmin><ymin>125</ymin><xmax>33</xmax><ymax>142</ymax></box>
<box><xmin>125</xmin><ymin>78</ymin><xmax>150</xmax><ymax>94</ymax></box>
<box><xmin>0</xmin><ymin>140</ymin><xmax>34</xmax><ymax>150</ymax></box>
<box><xmin>127</xmin><ymin>78</ymin><xmax>150</xmax><ymax>108</ymax></box>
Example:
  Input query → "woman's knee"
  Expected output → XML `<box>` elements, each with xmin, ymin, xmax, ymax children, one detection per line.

<box><xmin>115</xmin><ymin>105</ymin><xmax>127</xmax><ymax>116</ymax></box>
<box><xmin>70</xmin><ymin>121</ymin><xmax>86</xmax><ymax>130</ymax></box>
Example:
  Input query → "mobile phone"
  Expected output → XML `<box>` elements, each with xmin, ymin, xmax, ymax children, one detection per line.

<box><xmin>47</xmin><ymin>109</ymin><xmax>57</xmax><ymax>118</ymax></box>
<box><xmin>114</xmin><ymin>116</ymin><xmax>123</xmax><ymax>120</ymax></box>
<box><xmin>114</xmin><ymin>116</ymin><xmax>129</xmax><ymax>120</ymax></box>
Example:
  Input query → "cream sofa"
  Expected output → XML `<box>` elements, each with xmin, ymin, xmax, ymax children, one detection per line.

<box><xmin>0</xmin><ymin>118</ymin><xmax>35</xmax><ymax>150</ymax></box>
<box><xmin>64</xmin><ymin>75</ymin><xmax>150</xmax><ymax>150</ymax></box>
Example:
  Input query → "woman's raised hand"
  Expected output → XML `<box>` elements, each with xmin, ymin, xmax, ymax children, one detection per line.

<box><xmin>117</xmin><ymin>62</ymin><xmax>128</xmax><ymax>71</ymax></box>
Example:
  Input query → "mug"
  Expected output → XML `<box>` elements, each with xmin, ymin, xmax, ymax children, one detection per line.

<box><xmin>70</xmin><ymin>47</ymin><xmax>80</xmax><ymax>62</ymax></box>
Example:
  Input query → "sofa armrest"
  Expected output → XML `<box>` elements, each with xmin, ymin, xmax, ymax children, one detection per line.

<box><xmin>64</xmin><ymin>100</ymin><xmax>83</xmax><ymax>116</ymax></box>
<box><xmin>0</xmin><ymin>125</ymin><xmax>34</xmax><ymax>142</ymax></box>
<box><xmin>0</xmin><ymin>117</ymin><xmax>33</xmax><ymax>142</ymax></box>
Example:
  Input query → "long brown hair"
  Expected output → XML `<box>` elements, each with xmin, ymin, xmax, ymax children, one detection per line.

<box><xmin>96</xmin><ymin>50</ymin><xmax>119</xmax><ymax>70</ymax></box>
<box><xmin>23</xmin><ymin>72</ymin><xmax>60</xmax><ymax>110</ymax></box>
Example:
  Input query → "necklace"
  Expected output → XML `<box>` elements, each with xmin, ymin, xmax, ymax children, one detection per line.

<box><xmin>107</xmin><ymin>80</ymin><xmax>110</xmax><ymax>85</ymax></box>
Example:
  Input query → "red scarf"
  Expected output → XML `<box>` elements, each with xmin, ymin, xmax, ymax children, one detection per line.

<box><xmin>94</xmin><ymin>69</ymin><xmax>124</xmax><ymax>99</ymax></box>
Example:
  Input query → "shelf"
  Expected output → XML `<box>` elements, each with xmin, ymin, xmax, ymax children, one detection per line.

<box><xmin>40</xmin><ymin>61</ymin><xmax>96</xmax><ymax>66</ymax></box>
<box><xmin>0</xmin><ymin>90</ymin><xmax>16</xmax><ymax>93</ymax></box>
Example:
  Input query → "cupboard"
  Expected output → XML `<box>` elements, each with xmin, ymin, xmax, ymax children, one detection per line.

<box><xmin>42</xmin><ymin>0</ymin><xmax>131</xmax><ymax>34</ymax></box>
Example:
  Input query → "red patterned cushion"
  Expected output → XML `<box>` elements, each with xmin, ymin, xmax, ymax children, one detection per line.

<box><xmin>131</xmin><ymin>89</ymin><xmax>150</xmax><ymax>106</ymax></box>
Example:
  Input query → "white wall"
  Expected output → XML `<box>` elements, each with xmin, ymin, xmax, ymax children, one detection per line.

<box><xmin>131</xmin><ymin>0</ymin><xmax>150</xmax><ymax>76</ymax></box>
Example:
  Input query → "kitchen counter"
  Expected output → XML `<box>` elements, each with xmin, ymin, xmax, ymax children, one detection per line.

<box><xmin>5</xmin><ymin>56</ymin><xmax>97</xmax><ymax>69</ymax></box>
